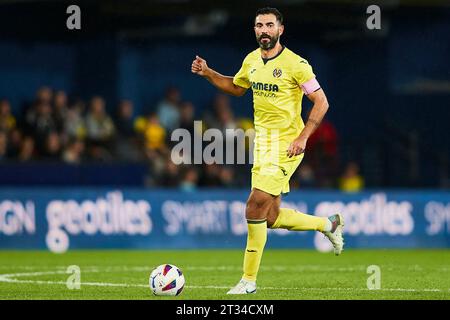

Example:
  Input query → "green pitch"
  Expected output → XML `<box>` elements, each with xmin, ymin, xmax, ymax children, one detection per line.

<box><xmin>0</xmin><ymin>249</ymin><xmax>449</xmax><ymax>300</ymax></box>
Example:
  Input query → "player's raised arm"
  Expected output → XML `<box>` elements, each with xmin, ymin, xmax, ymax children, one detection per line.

<box><xmin>191</xmin><ymin>55</ymin><xmax>247</xmax><ymax>97</ymax></box>
<box><xmin>287</xmin><ymin>88</ymin><xmax>329</xmax><ymax>157</ymax></box>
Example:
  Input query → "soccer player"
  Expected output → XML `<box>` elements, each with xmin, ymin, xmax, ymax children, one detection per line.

<box><xmin>191</xmin><ymin>7</ymin><xmax>344</xmax><ymax>294</ymax></box>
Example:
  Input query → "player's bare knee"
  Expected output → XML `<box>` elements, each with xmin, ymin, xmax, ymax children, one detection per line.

<box><xmin>245</xmin><ymin>190</ymin><xmax>273</xmax><ymax>220</ymax></box>
<box><xmin>246</xmin><ymin>199</ymin><xmax>269</xmax><ymax>220</ymax></box>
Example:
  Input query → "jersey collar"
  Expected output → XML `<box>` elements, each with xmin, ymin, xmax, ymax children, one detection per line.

<box><xmin>261</xmin><ymin>45</ymin><xmax>285</xmax><ymax>65</ymax></box>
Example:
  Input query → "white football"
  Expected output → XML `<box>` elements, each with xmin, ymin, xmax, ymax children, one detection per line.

<box><xmin>149</xmin><ymin>264</ymin><xmax>185</xmax><ymax>296</ymax></box>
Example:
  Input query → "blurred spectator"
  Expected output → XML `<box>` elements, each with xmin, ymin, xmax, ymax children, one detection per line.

<box><xmin>35</xmin><ymin>86</ymin><xmax>53</xmax><ymax>105</ymax></box>
<box><xmin>296</xmin><ymin>163</ymin><xmax>316</xmax><ymax>188</ymax></box>
<box><xmin>0</xmin><ymin>131</ymin><xmax>7</xmax><ymax>161</ymax></box>
<box><xmin>199</xmin><ymin>163</ymin><xmax>222</xmax><ymax>187</ymax></box>
<box><xmin>144</xmin><ymin>112</ymin><xmax>167</xmax><ymax>153</ymax></box>
<box><xmin>41</xmin><ymin>132</ymin><xmax>62</xmax><ymax>161</ymax></box>
<box><xmin>28</xmin><ymin>102</ymin><xmax>57</xmax><ymax>154</ymax></box>
<box><xmin>142</xmin><ymin>113</ymin><xmax>168</xmax><ymax>186</ymax></box>
<box><xmin>157</xmin><ymin>86</ymin><xmax>181</xmax><ymax>132</ymax></box>
<box><xmin>203</xmin><ymin>94</ymin><xmax>239</xmax><ymax>165</ymax></box>
<box><xmin>205</xmin><ymin>93</ymin><xmax>237</xmax><ymax>131</ymax></box>
<box><xmin>339</xmin><ymin>162</ymin><xmax>364</xmax><ymax>192</ymax></box>
<box><xmin>159</xmin><ymin>159</ymin><xmax>181</xmax><ymax>187</ymax></box>
<box><xmin>6</xmin><ymin>128</ymin><xmax>22</xmax><ymax>158</ymax></box>
<box><xmin>65</xmin><ymin>99</ymin><xmax>86</xmax><ymax>139</ymax></box>
<box><xmin>85</xmin><ymin>96</ymin><xmax>115</xmax><ymax>142</ymax></box>
<box><xmin>0</xmin><ymin>99</ymin><xmax>16</xmax><ymax>133</ymax></box>
<box><xmin>179</xmin><ymin>101</ymin><xmax>196</xmax><ymax>135</ymax></box>
<box><xmin>85</xmin><ymin>96</ymin><xmax>115</xmax><ymax>161</ymax></box>
<box><xmin>21</xmin><ymin>87</ymin><xmax>53</xmax><ymax>135</ymax></box>
<box><xmin>237</xmin><ymin>117</ymin><xmax>255</xmax><ymax>155</ymax></box>
<box><xmin>114</xmin><ymin>100</ymin><xmax>143</xmax><ymax>162</ymax></box>
<box><xmin>198</xmin><ymin>164</ymin><xmax>238</xmax><ymax>188</ymax></box>
<box><xmin>180</xmin><ymin>167</ymin><xmax>199</xmax><ymax>192</ymax></box>
<box><xmin>115</xmin><ymin>100</ymin><xmax>135</xmax><ymax>138</ymax></box>
<box><xmin>63</xmin><ymin>138</ymin><xmax>85</xmax><ymax>164</ymax></box>
<box><xmin>219</xmin><ymin>166</ymin><xmax>235</xmax><ymax>188</ymax></box>
<box><xmin>53</xmin><ymin>90</ymin><xmax>68</xmax><ymax>134</ymax></box>
<box><xmin>18</xmin><ymin>136</ymin><xmax>35</xmax><ymax>162</ymax></box>
<box><xmin>217</xmin><ymin>106</ymin><xmax>237</xmax><ymax>132</ymax></box>
<box><xmin>307</xmin><ymin>113</ymin><xmax>339</xmax><ymax>188</ymax></box>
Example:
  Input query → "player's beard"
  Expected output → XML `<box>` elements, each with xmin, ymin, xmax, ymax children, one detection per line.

<box><xmin>257</xmin><ymin>33</ymin><xmax>279</xmax><ymax>51</ymax></box>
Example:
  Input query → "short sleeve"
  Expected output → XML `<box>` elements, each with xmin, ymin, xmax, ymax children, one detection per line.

<box><xmin>292</xmin><ymin>58</ymin><xmax>316</xmax><ymax>86</ymax></box>
<box><xmin>292</xmin><ymin>58</ymin><xmax>321</xmax><ymax>94</ymax></box>
<box><xmin>233</xmin><ymin>59</ymin><xmax>251</xmax><ymax>89</ymax></box>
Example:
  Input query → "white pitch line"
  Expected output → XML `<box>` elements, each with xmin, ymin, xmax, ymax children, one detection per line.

<box><xmin>0</xmin><ymin>270</ymin><xmax>147</xmax><ymax>288</ymax></box>
<box><xmin>0</xmin><ymin>278</ymin><xmax>148</xmax><ymax>288</ymax></box>
<box><xmin>0</xmin><ymin>269</ymin><xmax>449</xmax><ymax>293</ymax></box>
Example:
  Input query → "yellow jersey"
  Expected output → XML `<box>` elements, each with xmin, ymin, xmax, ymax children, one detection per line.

<box><xmin>233</xmin><ymin>46</ymin><xmax>316</xmax><ymax>133</ymax></box>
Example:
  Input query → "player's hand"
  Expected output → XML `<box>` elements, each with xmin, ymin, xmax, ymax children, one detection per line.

<box><xmin>191</xmin><ymin>55</ymin><xmax>209</xmax><ymax>76</ymax></box>
<box><xmin>287</xmin><ymin>136</ymin><xmax>308</xmax><ymax>158</ymax></box>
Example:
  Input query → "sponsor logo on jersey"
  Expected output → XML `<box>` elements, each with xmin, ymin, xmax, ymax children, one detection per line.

<box><xmin>251</xmin><ymin>81</ymin><xmax>279</xmax><ymax>92</ymax></box>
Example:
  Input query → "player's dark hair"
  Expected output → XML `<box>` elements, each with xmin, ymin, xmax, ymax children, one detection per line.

<box><xmin>255</xmin><ymin>7</ymin><xmax>283</xmax><ymax>25</ymax></box>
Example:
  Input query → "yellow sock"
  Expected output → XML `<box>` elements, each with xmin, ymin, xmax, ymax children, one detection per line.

<box><xmin>270</xmin><ymin>208</ymin><xmax>326</xmax><ymax>231</ymax></box>
<box><xmin>242</xmin><ymin>219</ymin><xmax>267</xmax><ymax>282</ymax></box>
